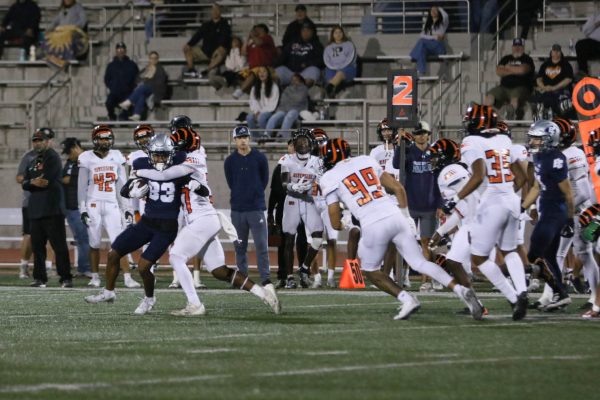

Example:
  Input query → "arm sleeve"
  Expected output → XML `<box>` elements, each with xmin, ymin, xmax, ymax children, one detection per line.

<box><xmin>136</xmin><ymin>164</ymin><xmax>194</xmax><ymax>181</ymax></box>
<box><xmin>440</xmin><ymin>8</ymin><xmax>449</xmax><ymax>34</ymax></box>
<box><xmin>78</xmin><ymin>166</ymin><xmax>90</xmax><ymax>212</ymax></box>
<box><xmin>325</xmin><ymin>190</ymin><xmax>340</xmax><ymax>206</ymax></box>
<box><xmin>260</xmin><ymin>153</ymin><xmax>269</xmax><ymax>189</ymax></box>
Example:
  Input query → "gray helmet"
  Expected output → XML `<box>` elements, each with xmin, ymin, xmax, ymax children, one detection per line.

<box><xmin>527</xmin><ymin>120</ymin><xmax>560</xmax><ymax>153</ymax></box>
<box><xmin>147</xmin><ymin>133</ymin><xmax>175</xmax><ymax>171</ymax></box>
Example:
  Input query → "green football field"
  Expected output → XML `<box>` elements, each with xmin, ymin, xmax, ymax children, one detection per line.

<box><xmin>0</xmin><ymin>274</ymin><xmax>598</xmax><ymax>400</ymax></box>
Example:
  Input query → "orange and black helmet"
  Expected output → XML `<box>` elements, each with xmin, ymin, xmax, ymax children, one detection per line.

<box><xmin>310</xmin><ymin>128</ymin><xmax>329</xmax><ymax>155</ymax></box>
<box><xmin>579</xmin><ymin>203</ymin><xmax>600</xmax><ymax>228</ymax></box>
<box><xmin>376</xmin><ymin>118</ymin><xmax>397</xmax><ymax>142</ymax></box>
<box><xmin>170</xmin><ymin>126</ymin><xmax>201</xmax><ymax>152</ymax></box>
<box><xmin>133</xmin><ymin>124</ymin><xmax>155</xmax><ymax>150</ymax></box>
<box><xmin>320</xmin><ymin>138</ymin><xmax>351</xmax><ymax>171</ymax></box>
<box><xmin>497</xmin><ymin>120</ymin><xmax>511</xmax><ymax>138</ymax></box>
<box><xmin>427</xmin><ymin>138</ymin><xmax>460</xmax><ymax>171</ymax></box>
<box><xmin>463</xmin><ymin>102</ymin><xmax>497</xmax><ymax>135</ymax></box>
<box><xmin>588</xmin><ymin>129</ymin><xmax>600</xmax><ymax>156</ymax></box>
<box><xmin>552</xmin><ymin>117</ymin><xmax>576</xmax><ymax>148</ymax></box>
<box><xmin>92</xmin><ymin>124</ymin><xmax>114</xmax><ymax>151</ymax></box>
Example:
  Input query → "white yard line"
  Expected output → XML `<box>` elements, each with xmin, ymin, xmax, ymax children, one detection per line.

<box><xmin>0</xmin><ymin>355</ymin><xmax>588</xmax><ymax>394</ymax></box>
<box><xmin>305</xmin><ymin>350</ymin><xmax>349</xmax><ymax>356</ymax></box>
<box><xmin>189</xmin><ymin>348</ymin><xmax>236</xmax><ymax>354</ymax></box>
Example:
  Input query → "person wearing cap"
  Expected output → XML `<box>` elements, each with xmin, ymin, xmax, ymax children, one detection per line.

<box><xmin>61</xmin><ymin>137</ymin><xmax>91</xmax><ymax>278</ymax></box>
<box><xmin>484</xmin><ymin>38</ymin><xmax>535</xmax><ymax>120</ymax></box>
<box><xmin>282</xmin><ymin>4</ymin><xmax>317</xmax><ymax>48</ymax></box>
<box><xmin>224</xmin><ymin>125</ymin><xmax>271</xmax><ymax>286</ymax></box>
<box><xmin>22</xmin><ymin>128</ymin><xmax>73</xmax><ymax>288</ymax></box>
<box><xmin>275</xmin><ymin>22</ymin><xmax>323</xmax><ymax>87</ymax></box>
<box><xmin>575</xmin><ymin>11</ymin><xmax>600</xmax><ymax>77</ymax></box>
<box><xmin>104</xmin><ymin>41</ymin><xmax>139</xmax><ymax>120</ymax></box>
<box><xmin>532</xmin><ymin>44</ymin><xmax>574</xmax><ymax>119</ymax></box>
<box><xmin>182</xmin><ymin>3</ymin><xmax>231</xmax><ymax>79</ymax></box>
<box><xmin>393</xmin><ymin>121</ymin><xmax>442</xmax><ymax>291</ymax></box>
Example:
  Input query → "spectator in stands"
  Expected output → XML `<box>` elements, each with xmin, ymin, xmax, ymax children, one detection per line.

<box><xmin>531</xmin><ymin>44</ymin><xmax>574</xmax><ymax>119</ymax></box>
<box><xmin>0</xmin><ymin>0</ymin><xmax>41</xmax><ymax>60</ymax></box>
<box><xmin>142</xmin><ymin>0</ymin><xmax>166</xmax><ymax>44</ymax></box>
<box><xmin>484</xmin><ymin>38</ymin><xmax>535</xmax><ymax>120</ymax></box>
<box><xmin>575</xmin><ymin>12</ymin><xmax>600</xmax><ymax>77</ymax></box>
<box><xmin>276</xmin><ymin>22</ymin><xmax>323</xmax><ymax>87</ymax></box>
<box><xmin>224</xmin><ymin>125</ymin><xmax>271</xmax><ymax>286</ymax></box>
<box><xmin>246</xmin><ymin>66</ymin><xmax>279</xmax><ymax>140</ymax></box>
<box><xmin>323</xmin><ymin>25</ymin><xmax>357</xmax><ymax>98</ymax></box>
<box><xmin>471</xmin><ymin>0</ymin><xmax>498</xmax><ymax>33</ymax></box>
<box><xmin>182</xmin><ymin>3</ymin><xmax>231</xmax><ymax>79</ymax></box>
<box><xmin>233</xmin><ymin>23</ymin><xmax>277</xmax><ymax>98</ymax></box>
<box><xmin>22</xmin><ymin>128</ymin><xmax>72</xmax><ymax>288</ymax></box>
<box><xmin>118</xmin><ymin>51</ymin><xmax>168</xmax><ymax>121</ymax></box>
<box><xmin>266</xmin><ymin>73</ymin><xmax>309</xmax><ymax>138</ymax></box>
<box><xmin>60</xmin><ymin>137</ymin><xmax>91</xmax><ymax>278</ymax></box>
<box><xmin>409</xmin><ymin>5</ymin><xmax>449</xmax><ymax>75</ymax></box>
<box><xmin>104</xmin><ymin>42</ymin><xmax>139</xmax><ymax>121</ymax></box>
<box><xmin>43</xmin><ymin>0</ymin><xmax>88</xmax><ymax>67</ymax></box>
<box><xmin>209</xmin><ymin>36</ymin><xmax>247</xmax><ymax>91</ymax></box>
<box><xmin>282</xmin><ymin>4</ymin><xmax>317</xmax><ymax>48</ymax></box>
<box><xmin>15</xmin><ymin>141</ymin><xmax>38</xmax><ymax>279</ymax></box>
<box><xmin>392</xmin><ymin>121</ymin><xmax>441</xmax><ymax>290</ymax></box>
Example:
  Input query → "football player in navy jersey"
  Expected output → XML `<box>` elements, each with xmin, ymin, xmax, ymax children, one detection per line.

<box><xmin>85</xmin><ymin>133</ymin><xmax>190</xmax><ymax>315</ymax></box>
<box><xmin>521</xmin><ymin>120</ymin><xmax>574</xmax><ymax>311</ymax></box>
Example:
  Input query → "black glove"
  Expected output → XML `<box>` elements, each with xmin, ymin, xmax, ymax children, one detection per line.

<box><xmin>560</xmin><ymin>218</ymin><xmax>575</xmax><ymax>238</ymax></box>
<box><xmin>81</xmin><ymin>212</ymin><xmax>90</xmax><ymax>227</ymax></box>
<box><xmin>441</xmin><ymin>199</ymin><xmax>457</xmax><ymax>215</ymax></box>
<box><xmin>124</xmin><ymin>211</ymin><xmax>134</xmax><ymax>226</ymax></box>
<box><xmin>193</xmin><ymin>183</ymin><xmax>210</xmax><ymax>197</ymax></box>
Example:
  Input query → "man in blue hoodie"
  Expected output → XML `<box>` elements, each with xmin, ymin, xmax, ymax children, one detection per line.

<box><xmin>224</xmin><ymin>125</ymin><xmax>271</xmax><ymax>286</ymax></box>
<box><xmin>104</xmin><ymin>42</ymin><xmax>139</xmax><ymax>120</ymax></box>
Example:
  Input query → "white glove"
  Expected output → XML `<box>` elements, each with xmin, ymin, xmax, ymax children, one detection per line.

<box><xmin>217</xmin><ymin>211</ymin><xmax>240</xmax><ymax>244</ymax></box>
<box><xmin>340</xmin><ymin>212</ymin><xmax>353</xmax><ymax>230</ymax></box>
<box><xmin>290</xmin><ymin>178</ymin><xmax>312</xmax><ymax>193</ymax></box>
<box><xmin>129</xmin><ymin>178</ymin><xmax>149</xmax><ymax>199</ymax></box>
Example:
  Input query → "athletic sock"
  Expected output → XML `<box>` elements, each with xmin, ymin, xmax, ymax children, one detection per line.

<box><xmin>20</xmin><ymin>259</ymin><xmax>28</xmax><ymax>267</ymax></box>
<box><xmin>45</xmin><ymin>260</ymin><xmax>52</xmax><ymax>270</ymax></box>
<box><xmin>478</xmin><ymin>260</ymin><xmax>518</xmax><ymax>303</ymax></box>
<box><xmin>124</xmin><ymin>272</ymin><xmax>132</xmax><ymax>281</ymax></box>
<box><xmin>504</xmin><ymin>252</ymin><xmax>527</xmax><ymax>294</ymax></box>
<box><xmin>327</xmin><ymin>269</ymin><xmax>335</xmax><ymax>280</ymax></box>
<box><xmin>250</xmin><ymin>285</ymin><xmax>266</xmax><ymax>300</ymax></box>
<box><xmin>193</xmin><ymin>269</ymin><xmax>201</xmax><ymax>285</ymax></box>
<box><xmin>313</xmin><ymin>273</ymin><xmax>322</xmax><ymax>285</ymax></box>
<box><xmin>169</xmin><ymin>254</ymin><xmax>201</xmax><ymax>306</ymax></box>
<box><xmin>397</xmin><ymin>290</ymin><xmax>412</xmax><ymax>303</ymax></box>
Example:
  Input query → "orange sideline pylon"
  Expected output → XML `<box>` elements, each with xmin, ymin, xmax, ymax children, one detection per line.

<box><xmin>339</xmin><ymin>259</ymin><xmax>366</xmax><ymax>289</ymax></box>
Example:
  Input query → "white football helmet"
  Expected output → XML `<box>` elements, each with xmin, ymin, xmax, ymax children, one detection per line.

<box><xmin>527</xmin><ymin>120</ymin><xmax>560</xmax><ymax>154</ymax></box>
<box><xmin>147</xmin><ymin>133</ymin><xmax>175</xmax><ymax>171</ymax></box>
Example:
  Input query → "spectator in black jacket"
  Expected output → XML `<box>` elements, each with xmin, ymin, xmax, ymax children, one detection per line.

<box><xmin>104</xmin><ymin>42</ymin><xmax>139</xmax><ymax>120</ymax></box>
<box><xmin>275</xmin><ymin>22</ymin><xmax>323</xmax><ymax>87</ymax></box>
<box><xmin>0</xmin><ymin>0</ymin><xmax>41</xmax><ymax>60</ymax></box>
<box><xmin>282</xmin><ymin>4</ymin><xmax>317</xmax><ymax>48</ymax></box>
<box><xmin>22</xmin><ymin>128</ymin><xmax>72</xmax><ymax>288</ymax></box>
<box><xmin>182</xmin><ymin>3</ymin><xmax>231</xmax><ymax>79</ymax></box>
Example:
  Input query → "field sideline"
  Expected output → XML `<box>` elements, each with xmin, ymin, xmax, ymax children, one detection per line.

<box><xmin>0</xmin><ymin>273</ymin><xmax>598</xmax><ymax>400</ymax></box>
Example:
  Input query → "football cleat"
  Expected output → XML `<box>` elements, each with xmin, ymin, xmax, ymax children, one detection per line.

<box><xmin>263</xmin><ymin>283</ymin><xmax>281</xmax><ymax>314</ymax></box>
<box><xmin>124</xmin><ymin>276</ymin><xmax>141</xmax><ymax>288</ymax></box>
<box><xmin>581</xmin><ymin>309</ymin><xmax>599</xmax><ymax>319</ymax></box>
<box><xmin>85</xmin><ymin>289</ymin><xmax>115</xmax><ymax>303</ymax></box>
<box><xmin>512</xmin><ymin>291</ymin><xmax>528</xmax><ymax>321</ymax></box>
<box><xmin>527</xmin><ymin>278</ymin><xmax>540</xmax><ymax>292</ymax></box>
<box><xmin>194</xmin><ymin>281</ymin><xmax>207</xmax><ymax>289</ymax></box>
<box><xmin>30</xmin><ymin>280</ymin><xmax>46</xmax><ymax>288</ymax></box>
<box><xmin>88</xmin><ymin>277</ymin><xmax>101</xmax><ymax>288</ymax></box>
<box><xmin>134</xmin><ymin>296</ymin><xmax>156</xmax><ymax>315</ymax></box>
<box><xmin>275</xmin><ymin>279</ymin><xmax>287</xmax><ymax>289</ymax></box>
<box><xmin>459</xmin><ymin>287</ymin><xmax>485</xmax><ymax>321</ymax></box>
<box><xmin>168</xmin><ymin>280</ymin><xmax>181</xmax><ymax>289</ymax></box>
<box><xmin>171</xmin><ymin>302</ymin><xmax>206</xmax><ymax>316</ymax></box>
<box><xmin>298</xmin><ymin>268</ymin><xmax>312</xmax><ymax>288</ymax></box>
<box><xmin>393</xmin><ymin>293</ymin><xmax>420</xmax><ymax>320</ymax></box>
<box><xmin>419</xmin><ymin>282</ymin><xmax>434</xmax><ymax>292</ymax></box>
<box><xmin>311</xmin><ymin>274</ymin><xmax>322</xmax><ymax>289</ymax></box>
<box><xmin>285</xmin><ymin>276</ymin><xmax>297</xmax><ymax>289</ymax></box>
<box><xmin>543</xmin><ymin>291</ymin><xmax>571</xmax><ymax>311</ymax></box>
<box><xmin>326</xmin><ymin>278</ymin><xmax>337</xmax><ymax>288</ymax></box>
<box><xmin>19</xmin><ymin>264</ymin><xmax>29</xmax><ymax>279</ymax></box>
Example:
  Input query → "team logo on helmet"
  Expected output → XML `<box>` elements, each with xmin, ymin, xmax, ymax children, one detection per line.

<box><xmin>133</xmin><ymin>124</ymin><xmax>155</xmax><ymax>151</ymax></box>
<box><xmin>320</xmin><ymin>138</ymin><xmax>351</xmax><ymax>170</ymax></box>
<box><xmin>527</xmin><ymin>120</ymin><xmax>561</xmax><ymax>154</ymax></box>
<box><xmin>427</xmin><ymin>138</ymin><xmax>460</xmax><ymax>171</ymax></box>
<box><xmin>170</xmin><ymin>126</ymin><xmax>201</xmax><ymax>152</ymax></box>
<box><xmin>92</xmin><ymin>125</ymin><xmax>114</xmax><ymax>151</ymax></box>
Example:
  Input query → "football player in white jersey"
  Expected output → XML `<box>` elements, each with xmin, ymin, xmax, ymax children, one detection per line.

<box><xmin>319</xmin><ymin>138</ymin><xmax>484</xmax><ymax>320</ymax></box>
<box><xmin>577</xmin><ymin>204</ymin><xmax>600</xmax><ymax>318</ymax></box>
<box><xmin>280</xmin><ymin>128</ymin><xmax>324</xmax><ymax>288</ymax></box>
<box><xmin>133</xmin><ymin>128</ymin><xmax>280</xmax><ymax>316</ymax></box>
<box><xmin>78</xmin><ymin>125</ymin><xmax>140</xmax><ymax>289</ymax></box>
<box><xmin>451</xmin><ymin>103</ymin><xmax>529</xmax><ymax>320</ymax></box>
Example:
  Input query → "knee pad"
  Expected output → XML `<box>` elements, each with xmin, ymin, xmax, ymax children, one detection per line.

<box><xmin>310</xmin><ymin>236</ymin><xmax>323</xmax><ymax>251</ymax></box>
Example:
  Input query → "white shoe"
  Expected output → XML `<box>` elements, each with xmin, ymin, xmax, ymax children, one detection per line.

<box><xmin>394</xmin><ymin>294</ymin><xmax>420</xmax><ymax>320</ymax></box>
<box><xmin>527</xmin><ymin>278</ymin><xmax>540</xmax><ymax>292</ymax></box>
<box><xmin>19</xmin><ymin>264</ymin><xmax>29</xmax><ymax>279</ymax></box>
<box><xmin>119</xmin><ymin>99</ymin><xmax>132</xmax><ymax>109</ymax></box>
<box><xmin>326</xmin><ymin>278</ymin><xmax>336</xmax><ymax>288</ymax></box>
<box><xmin>262</xmin><ymin>283</ymin><xmax>281</xmax><ymax>314</ymax></box>
<box><xmin>171</xmin><ymin>302</ymin><xmax>206</xmax><ymax>316</ymax></box>
<box><xmin>168</xmin><ymin>281</ymin><xmax>181</xmax><ymax>289</ymax></box>
<box><xmin>458</xmin><ymin>287</ymin><xmax>484</xmax><ymax>320</ymax></box>
<box><xmin>88</xmin><ymin>277</ymin><xmax>101</xmax><ymax>287</ymax></box>
<box><xmin>419</xmin><ymin>282</ymin><xmax>434</xmax><ymax>292</ymax></box>
<box><xmin>311</xmin><ymin>275</ymin><xmax>322</xmax><ymax>289</ymax></box>
<box><xmin>134</xmin><ymin>296</ymin><xmax>156</xmax><ymax>315</ymax></box>
<box><xmin>124</xmin><ymin>276</ymin><xmax>141</xmax><ymax>288</ymax></box>
<box><xmin>194</xmin><ymin>281</ymin><xmax>207</xmax><ymax>289</ymax></box>
<box><xmin>85</xmin><ymin>289</ymin><xmax>115</xmax><ymax>304</ymax></box>
<box><xmin>432</xmin><ymin>280</ymin><xmax>443</xmax><ymax>291</ymax></box>
<box><xmin>128</xmin><ymin>114</ymin><xmax>141</xmax><ymax>121</ymax></box>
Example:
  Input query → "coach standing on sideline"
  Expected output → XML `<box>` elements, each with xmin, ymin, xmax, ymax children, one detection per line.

<box><xmin>22</xmin><ymin>128</ymin><xmax>72</xmax><ymax>288</ymax></box>
<box><xmin>224</xmin><ymin>125</ymin><xmax>271</xmax><ymax>286</ymax></box>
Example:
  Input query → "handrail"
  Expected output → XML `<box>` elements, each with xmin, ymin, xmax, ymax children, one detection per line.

<box><xmin>28</xmin><ymin>63</ymin><xmax>69</xmax><ymax>102</ymax></box>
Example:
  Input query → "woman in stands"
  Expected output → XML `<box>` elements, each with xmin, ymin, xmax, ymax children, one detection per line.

<box><xmin>246</xmin><ymin>66</ymin><xmax>280</xmax><ymax>141</ymax></box>
<box><xmin>119</xmin><ymin>51</ymin><xmax>168</xmax><ymax>121</ymax></box>
<box><xmin>323</xmin><ymin>25</ymin><xmax>357</xmax><ymax>98</ymax></box>
<box><xmin>43</xmin><ymin>0</ymin><xmax>88</xmax><ymax>67</ymax></box>
<box><xmin>409</xmin><ymin>5</ymin><xmax>449</xmax><ymax>75</ymax></box>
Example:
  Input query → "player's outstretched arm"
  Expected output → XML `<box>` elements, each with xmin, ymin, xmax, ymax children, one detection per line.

<box><xmin>136</xmin><ymin>164</ymin><xmax>194</xmax><ymax>181</ymax></box>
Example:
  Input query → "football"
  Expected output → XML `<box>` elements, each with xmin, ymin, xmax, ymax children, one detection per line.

<box><xmin>128</xmin><ymin>178</ymin><xmax>149</xmax><ymax>198</ymax></box>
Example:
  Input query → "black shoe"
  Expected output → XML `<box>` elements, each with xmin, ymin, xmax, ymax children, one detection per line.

<box><xmin>182</xmin><ymin>69</ymin><xmax>198</xmax><ymax>79</ymax></box>
<box><xmin>579</xmin><ymin>301</ymin><xmax>593</xmax><ymax>310</ymax></box>
<box><xmin>285</xmin><ymin>276</ymin><xmax>297</xmax><ymax>289</ymax></box>
<box><xmin>30</xmin><ymin>280</ymin><xmax>47</xmax><ymax>288</ymax></box>
<box><xmin>570</xmin><ymin>276</ymin><xmax>589</xmax><ymax>294</ymax></box>
<box><xmin>61</xmin><ymin>279</ymin><xmax>73</xmax><ymax>288</ymax></box>
<box><xmin>275</xmin><ymin>279</ymin><xmax>287</xmax><ymax>289</ymax></box>
<box><xmin>298</xmin><ymin>268</ymin><xmax>311</xmax><ymax>288</ymax></box>
<box><xmin>512</xmin><ymin>291</ymin><xmax>528</xmax><ymax>321</ymax></box>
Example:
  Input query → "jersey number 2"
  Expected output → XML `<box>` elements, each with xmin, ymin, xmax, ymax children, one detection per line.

<box><xmin>343</xmin><ymin>167</ymin><xmax>384</xmax><ymax>206</ymax></box>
